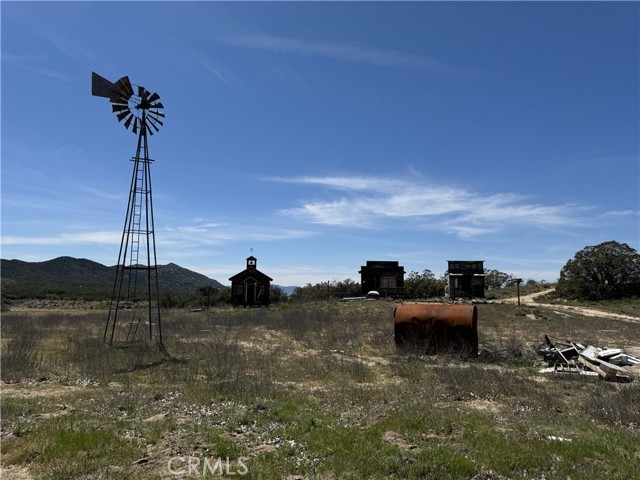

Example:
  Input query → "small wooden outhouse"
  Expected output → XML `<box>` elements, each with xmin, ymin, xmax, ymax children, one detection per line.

<box><xmin>445</xmin><ymin>260</ymin><xmax>485</xmax><ymax>299</ymax></box>
<box><xmin>359</xmin><ymin>260</ymin><xmax>405</xmax><ymax>298</ymax></box>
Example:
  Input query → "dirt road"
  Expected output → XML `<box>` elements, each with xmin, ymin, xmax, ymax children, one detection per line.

<box><xmin>503</xmin><ymin>288</ymin><xmax>640</xmax><ymax>323</ymax></box>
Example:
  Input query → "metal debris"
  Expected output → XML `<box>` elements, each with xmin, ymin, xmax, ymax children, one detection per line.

<box><xmin>537</xmin><ymin>335</ymin><xmax>638</xmax><ymax>382</ymax></box>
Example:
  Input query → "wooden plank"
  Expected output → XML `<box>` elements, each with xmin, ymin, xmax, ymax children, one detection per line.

<box><xmin>576</xmin><ymin>346</ymin><xmax>634</xmax><ymax>382</ymax></box>
<box><xmin>597</xmin><ymin>348</ymin><xmax>623</xmax><ymax>359</ymax></box>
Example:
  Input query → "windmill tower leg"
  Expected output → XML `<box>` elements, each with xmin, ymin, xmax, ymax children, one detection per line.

<box><xmin>105</xmin><ymin>118</ymin><xmax>163</xmax><ymax>348</ymax></box>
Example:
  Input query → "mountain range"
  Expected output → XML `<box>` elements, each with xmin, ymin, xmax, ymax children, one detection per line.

<box><xmin>1</xmin><ymin>256</ymin><xmax>225</xmax><ymax>300</ymax></box>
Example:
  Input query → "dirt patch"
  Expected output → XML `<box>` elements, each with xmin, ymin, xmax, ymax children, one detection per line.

<box><xmin>462</xmin><ymin>399</ymin><xmax>503</xmax><ymax>414</ymax></box>
<box><xmin>144</xmin><ymin>413</ymin><xmax>170</xmax><ymax>423</ymax></box>
<box><xmin>502</xmin><ymin>288</ymin><xmax>556</xmax><ymax>305</ymax></box>
<box><xmin>251</xmin><ymin>444</ymin><xmax>278</xmax><ymax>455</ymax></box>
<box><xmin>31</xmin><ymin>404</ymin><xmax>75</xmax><ymax>422</ymax></box>
<box><xmin>274</xmin><ymin>380</ymin><xmax>328</xmax><ymax>393</ymax></box>
<box><xmin>0</xmin><ymin>465</ymin><xmax>33</xmax><ymax>480</ymax></box>
<box><xmin>1</xmin><ymin>380</ymin><xmax>86</xmax><ymax>399</ymax></box>
<box><xmin>382</xmin><ymin>430</ymin><xmax>420</xmax><ymax>451</ymax></box>
<box><xmin>129</xmin><ymin>429</ymin><xmax>193</xmax><ymax>478</ymax></box>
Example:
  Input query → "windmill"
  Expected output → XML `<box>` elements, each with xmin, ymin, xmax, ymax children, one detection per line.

<box><xmin>92</xmin><ymin>72</ymin><xmax>164</xmax><ymax>348</ymax></box>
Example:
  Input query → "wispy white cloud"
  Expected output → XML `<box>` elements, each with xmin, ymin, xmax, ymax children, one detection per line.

<box><xmin>2</xmin><ymin>231</ymin><xmax>121</xmax><ymax>246</ymax></box>
<box><xmin>1</xmin><ymin>215</ymin><xmax>315</xmax><ymax>249</ymax></box>
<box><xmin>2</xmin><ymin>53</ymin><xmax>48</xmax><ymax>61</ymax></box>
<box><xmin>43</xmin><ymin>35</ymin><xmax>97</xmax><ymax>68</ymax></box>
<box><xmin>2</xmin><ymin>53</ymin><xmax>75</xmax><ymax>83</ymax></box>
<box><xmin>163</xmin><ymin>221</ymin><xmax>316</xmax><ymax>245</ymax></box>
<box><xmin>274</xmin><ymin>175</ymin><xmax>590</xmax><ymax>238</ymax></box>
<box><xmin>266</xmin><ymin>61</ymin><xmax>309</xmax><ymax>86</ymax></box>
<box><xmin>270</xmin><ymin>175</ymin><xmax>406</xmax><ymax>192</ymax></box>
<box><xmin>217</xmin><ymin>34</ymin><xmax>453</xmax><ymax>72</ymax></box>
<box><xmin>603</xmin><ymin>210</ymin><xmax>639</xmax><ymax>217</ymax></box>
<box><xmin>80</xmin><ymin>186</ymin><xmax>126</xmax><ymax>202</ymax></box>
<box><xmin>198</xmin><ymin>58</ymin><xmax>234</xmax><ymax>87</ymax></box>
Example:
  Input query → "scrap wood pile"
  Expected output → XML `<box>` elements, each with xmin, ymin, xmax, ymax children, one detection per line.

<box><xmin>537</xmin><ymin>335</ymin><xmax>640</xmax><ymax>382</ymax></box>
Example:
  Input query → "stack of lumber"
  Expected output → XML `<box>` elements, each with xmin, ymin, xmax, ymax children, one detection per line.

<box><xmin>537</xmin><ymin>335</ymin><xmax>639</xmax><ymax>382</ymax></box>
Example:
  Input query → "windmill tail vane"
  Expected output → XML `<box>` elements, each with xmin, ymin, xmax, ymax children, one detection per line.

<box><xmin>92</xmin><ymin>72</ymin><xmax>165</xmax><ymax>349</ymax></box>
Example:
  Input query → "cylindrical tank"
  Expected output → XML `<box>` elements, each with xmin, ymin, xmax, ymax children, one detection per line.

<box><xmin>394</xmin><ymin>304</ymin><xmax>478</xmax><ymax>355</ymax></box>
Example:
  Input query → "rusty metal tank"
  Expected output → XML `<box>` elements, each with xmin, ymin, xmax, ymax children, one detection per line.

<box><xmin>394</xmin><ymin>304</ymin><xmax>478</xmax><ymax>355</ymax></box>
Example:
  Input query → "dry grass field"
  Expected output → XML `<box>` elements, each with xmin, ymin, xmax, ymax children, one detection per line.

<box><xmin>2</xmin><ymin>300</ymin><xmax>640</xmax><ymax>479</ymax></box>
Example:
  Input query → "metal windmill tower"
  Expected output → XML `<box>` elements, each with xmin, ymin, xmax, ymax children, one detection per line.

<box><xmin>92</xmin><ymin>72</ymin><xmax>165</xmax><ymax>348</ymax></box>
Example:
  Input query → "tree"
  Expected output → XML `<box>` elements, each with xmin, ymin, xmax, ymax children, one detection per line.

<box><xmin>161</xmin><ymin>292</ymin><xmax>182</xmax><ymax>309</ymax></box>
<box><xmin>291</xmin><ymin>282</ymin><xmax>333</xmax><ymax>302</ymax></box>
<box><xmin>290</xmin><ymin>278</ymin><xmax>362</xmax><ymax>302</ymax></box>
<box><xmin>199</xmin><ymin>286</ymin><xmax>217</xmax><ymax>310</ymax></box>
<box><xmin>270</xmin><ymin>285</ymin><xmax>288</xmax><ymax>304</ymax></box>
<box><xmin>484</xmin><ymin>269</ymin><xmax>514</xmax><ymax>289</ymax></box>
<box><xmin>335</xmin><ymin>279</ymin><xmax>361</xmax><ymax>298</ymax></box>
<box><xmin>198</xmin><ymin>285</ymin><xmax>232</xmax><ymax>308</ymax></box>
<box><xmin>404</xmin><ymin>269</ymin><xmax>445</xmax><ymax>299</ymax></box>
<box><xmin>556</xmin><ymin>241</ymin><xmax>640</xmax><ymax>300</ymax></box>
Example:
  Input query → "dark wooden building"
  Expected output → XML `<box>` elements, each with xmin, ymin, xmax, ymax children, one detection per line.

<box><xmin>445</xmin><ymin>260</ymin><xmax>485</xmax><ymax>299</ymax></box>
<box><xmin>229</xmin><ymin>256</ymin><xmax>273</xmax><ymax>307</ymax></box>
<box><xmin>359</xmin><ymin>260</ymin><xmax>405</xmax><ymax>298</ymax></box>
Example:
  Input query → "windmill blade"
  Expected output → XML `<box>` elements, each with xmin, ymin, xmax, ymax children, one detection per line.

<box><xmin>122</xmin><ymin>77</ymin><xmax>134</xmax><ymax>97</ymax></box>
<box><xmin>132</xmin><ymin>117</ymin><xmax>139</xmax><ymax>134</ymax></box>
<box><xmin>124</xmin><ymin>114</ymin><xmax>134</xmax><ymax>130</ymax></box>
<box><xmin>111</xmin><ymin>104</ymin><xmax>130</xmax><ymax>113</ymax></box>
<box><xmin>138</xmin><ymin>85</ymin><xmax>145</xmax><ymax>98</ymax></box>
<box><xmin>112</xmin><ymin>92</ymin><xmax>130</xmax><ymax>105</ymax></box>
<box><xmin>116</xmin><ymin>76</ymin><xmax>134</xmax><ymax>98</ymax></box>
<box><xmin>109</xmin><ymin>97</ymin><xmax>128</xmax><ymax>106</ymax></box>
<box><xmin>148</xmin><ymin>113</ymin><xmax>164</xmax><ymax>126</ymax></box>
<box><xmin>153</xmin><ymin>102</ymin><xmax>164</xmax><ymax>110</ymax></box>
<box><xmin>147</xmin><ymin>92</ymin><xmax>160</xmax><ymax>103</ymax></box>
<box><xmin>116</xmin><ymin>110</ymin><xmax>130</xmax><ymax>122</ymax></box>
<box><xmin>148</xmin><ymin>110</ymin><xmax>164</xmax><ymax>124</ymax></box>
<box><xmin>149</xmin><ymin>104</ymin><xmax>165</xmax><ymax>116</ymax></box>
<box><xmin>146</xmin><ymin>116</ymin><xmax>160</xmax><ymax>132</ymax></box>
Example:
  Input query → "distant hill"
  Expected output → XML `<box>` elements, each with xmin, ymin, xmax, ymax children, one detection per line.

<box><xmin>1</xmin><ymin>256</ymin><xmax>225</xmax><ymax>300</ymax></box>
<box><xmin>276</xmin><ymin>286</ymin><xmax>299</xmax><ymax>295</ymax></box>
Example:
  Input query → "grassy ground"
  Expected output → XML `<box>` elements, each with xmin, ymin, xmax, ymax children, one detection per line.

<box><xmin>2</xmin><ymin>301</ymin><xmax>640</xmax><ymax>479</ymax></box>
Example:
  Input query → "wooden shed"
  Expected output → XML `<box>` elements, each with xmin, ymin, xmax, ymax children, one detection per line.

<box><xmin>229</xmin><ymin>256</ymin><xmax>273</xmax><ymax>307</ymax></box>
<box><xmin>445</xmin><ymin>260</ymin><xmax>485</xmax><ymax>299</ymax></box>
<box><xmin>359</xmin><ymin>260</ymin><xmax>405</xmax><ymax>298</ymax></box>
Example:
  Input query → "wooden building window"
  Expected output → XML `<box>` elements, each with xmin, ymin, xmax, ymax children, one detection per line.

<box><xmin>380</xmin><ymin>276</ymin><xmax>397</xmax><ymax>289</ymax></box>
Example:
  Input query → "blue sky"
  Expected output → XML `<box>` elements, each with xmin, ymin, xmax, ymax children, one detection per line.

<box><xmin>2</xmin><ymin>1</ymin><xmax>639</xmax><ymax>287</ymax></box>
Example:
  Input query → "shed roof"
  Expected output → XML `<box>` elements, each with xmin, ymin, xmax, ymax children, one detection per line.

<box><xmin>229</xmin><ymin>268</ymin><xmax>273</xmax><ymax>282</ymax></box>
